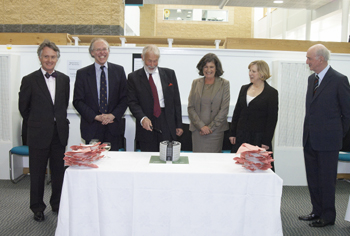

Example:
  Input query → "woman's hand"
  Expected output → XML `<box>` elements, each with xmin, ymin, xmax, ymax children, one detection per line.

<box><xmin>229</xmin><ymin>137</ymin><xmax>236</xmax><ymax>145</ymax></box>
<box><xmin>200</xmin><ymin>126</ymin><xmax>212</xmax><ymax>135</ymax></box>
<box><xmin>261</xmin><ymin>144</ymin><xmax>269</xmax><ymax>150</ymax></box>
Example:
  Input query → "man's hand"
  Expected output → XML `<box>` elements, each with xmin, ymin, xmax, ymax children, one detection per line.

<box><xmin>142</xmin><ymin>117</ymin><xmax>153</xmax><ymax>131</ymax></box>
<box><xmin>229</xmin><ymin>137</ymin><xmax>236</xmax><ymax>145</ymax></box>
<box><xmin>176</xmin><ymin>128</ymin><xmax>183</xmax><ymax>136</ymax></box>
<box><xmin>101</xmin><ymin>114</ymin><xmax>115</xmax><ymax>125</ymax></box>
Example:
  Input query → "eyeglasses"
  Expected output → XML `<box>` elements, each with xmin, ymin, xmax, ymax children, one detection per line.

<box><xmin>94</xmin><ymin>48</ymin><xmax>108</xmax><ymax>53</ymax></box>
<box><xmin>42</xmin><ymin>55</ymin><xmax>58</xmax><ymax>60</ymax></box>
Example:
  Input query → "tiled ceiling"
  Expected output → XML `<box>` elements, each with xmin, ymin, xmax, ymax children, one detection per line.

<box><xmin>143</xmin><ymin>0</ymin><xmax>333</xmax><ymax>10</ymax></box>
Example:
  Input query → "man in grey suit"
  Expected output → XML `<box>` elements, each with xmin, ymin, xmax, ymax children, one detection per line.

<box><xmin>127</xmin><ymin>45</ymin><xmax>183</xmax><ymax>151</ymax></box>
<box><xmin>19</xmin><ymin>40</ymin><xmax>70</xmax><ymax>222</ymax></box>
<box><xmin>299</xmin><ymin>44</ymin><xmax>350</xmax><ymax>227</ymax></box>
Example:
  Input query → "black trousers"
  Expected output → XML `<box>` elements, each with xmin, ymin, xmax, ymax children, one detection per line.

<box><xmin>303</xmin><ymin>138</ymin><xmax>339</xmax><ymax>223</ymax></box>
<box><xmin>85</xmin><ymin>125</ymin><xmax>120</xmax><ymax>151</ymax></box>
<box><xmin>28</xmin><ymin>124</ymin><xmax>65</xmax><ymax>213</ymax></box>
<box><xmin>139</xmin><ymin>109</ymin><xmax>172</xmax><ymax>152</ymax></box>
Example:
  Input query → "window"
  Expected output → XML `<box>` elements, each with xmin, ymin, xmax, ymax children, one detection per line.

<box><xmin>164</xmin><ymin>9</ymin><xmax>228</xmax><ymax>22</ymax></box>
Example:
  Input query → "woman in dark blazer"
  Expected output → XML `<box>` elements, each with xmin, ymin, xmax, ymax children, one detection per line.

<box><xmin>230</xmin><ymin>60</ymin><xmax>278</xmax><ymax>154</ymax></box>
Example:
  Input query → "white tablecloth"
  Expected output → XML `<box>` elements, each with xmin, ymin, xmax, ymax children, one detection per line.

<box><xmin>346</xmin><ymin>195</ymin><xmax>350</xmax><ymax>222</ymax></box>
<box><xmin>55</xmin><ymin>152</ymin><xmax>283</xmax><ymax>236</ymax></box>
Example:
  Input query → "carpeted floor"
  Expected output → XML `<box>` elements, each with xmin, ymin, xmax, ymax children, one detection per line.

<box><xmin>0</xmin><ymin>176</ymin><xmax>349</xmax><ymax>236</ymax></box>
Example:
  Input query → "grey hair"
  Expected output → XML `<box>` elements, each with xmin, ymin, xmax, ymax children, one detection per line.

<box><xmin>142</xmin><ymin>45</ymin><xmax>160</xmax><ymax>58</ymax></box>
<box><xmin>313</xmin><ymin>44</ymin><xmax>330</xmax><ymax>61</ymax></box>
<box><xmin>89</xmin><ymin>38</ymin><xmax>110</xmax><ymax>58</ymax></box>
<box><xmin>37</xmin><ymin>39</ymin><xmax>60</xmax><ymax>58</ymax></box>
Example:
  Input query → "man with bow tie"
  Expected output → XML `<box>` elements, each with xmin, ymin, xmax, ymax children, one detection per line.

<box><xmin>19</xmin><ymin>39</ymin><xmax>70</xmax><ymax>222</ymax></box>
<box><xmin>127</xmin><ymin>45</ymin><xmax>183</xmax><ymax>151</ymax></box>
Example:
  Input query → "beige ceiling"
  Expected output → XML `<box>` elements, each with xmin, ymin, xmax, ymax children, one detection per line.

<box><xmin>143</xmin><ymin>0</ymin><xmax>333</xmax><ymax>10</ymax></box>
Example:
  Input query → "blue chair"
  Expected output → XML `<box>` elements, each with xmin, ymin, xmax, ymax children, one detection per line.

<box><xmin>339</xmin><ymin>152</ymin><xmax>350</xmax><ymax>162</ymax></box>
<box><xmin>9</xmin><ymin>145</ymin><xmax>51</xmax><ymax>184</ymax></box>
<box><xmin>9</xmin><ymin>145</ymin><xmax>28</xmax><ymax>183</ymax></box>
<box><xmin>339</xmin><ymin>152</ymin><xmax>350</xmax><ymax>183</ymax></box>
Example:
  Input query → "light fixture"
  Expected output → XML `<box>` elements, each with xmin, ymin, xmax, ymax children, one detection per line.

<box><xmin>177</xmin><ymin>9</ymin><xmax>181</xmax><ymax>13</ymax></box>
<box><xmin>273</xmin><ymin>1</ymin><xmax>283</xmax><ymax>3</ymax></box>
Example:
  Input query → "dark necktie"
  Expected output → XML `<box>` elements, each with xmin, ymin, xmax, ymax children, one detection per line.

<box><xmin>313</xmin><ymin>74</ymin><xmax>319</xmax><ymax>95</ymax></box>
<box><xmin>45</xmin><ymin>71</ymin><xmax>57</xmax><ymax>78</ymax></box>
<box><xmin>148</xmin><ymin>74</ymin><xmax>161</xmax><ymax>118</ymax></box>
<box><xmin>100</xmin><ymin>66</ymin><xmax>108</xmax><ymax>113</ymax></box>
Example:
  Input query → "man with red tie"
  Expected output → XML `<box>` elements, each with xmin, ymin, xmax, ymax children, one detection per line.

<box><xmin>19</xmin><ymin>40</ymin><xmax>70</xmax><ymax>222</ymax></box>
<box><xmin>127</xmin><ymin>45</ymin><xmax>183</xmax><ymax>151</ymax></box>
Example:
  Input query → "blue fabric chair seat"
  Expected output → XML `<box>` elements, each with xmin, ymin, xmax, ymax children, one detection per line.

<box><xmin>9</xmin><ymin>145</ymin><xmax>29</xmax><ymax>183</ymax></box>
<box><xmin>339</xmin><ymin>152</ymin><xmax>350</xmax><ymax>162</ymax></box>
<box><xmin>10</xmin><ymin>145</ymin><xmax>29</xmax><ymax>155</ymax></box>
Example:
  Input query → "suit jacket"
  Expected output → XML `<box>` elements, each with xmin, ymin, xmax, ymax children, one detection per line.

<box><xmin>19</xmin><ymin>69</ymin><xmax>70</xmax><ymax>149</ymax></box>
<box><xmin>303</xmin><ymin>66</ymin><xmax>350</xmax><ymax>151</ymax></box>
<box><xmin>73</xmin><ymin>62</ymin><xmax>127</xmax><ymax>141</ymax></box>
<box><xmin>188</xmin><ymin>77</ymin><xmax>230</xmax><ymax>132</ymax></box>
<box><xmin>127</xmin><ymin>67</ymin><xmax>182</xmax><ymax>141</ymax></box>
<box><xmin>230</xmin><ymin>81</ymin><xmax>278</xmax><ymax>147</ymax></box>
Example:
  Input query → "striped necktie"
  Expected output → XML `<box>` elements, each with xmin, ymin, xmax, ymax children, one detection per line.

<box><xmin>313</xmin><ymin>74</ymin><xmax>319</xmax><ymax>95</ymax></box>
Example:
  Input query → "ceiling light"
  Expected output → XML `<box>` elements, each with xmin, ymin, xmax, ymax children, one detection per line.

<box><xmin>274</xmin><ymin>1</ymin><xmax>283</xmax><ymax>3</ymax></box>
<box><xmin>177</xmin><ymin>9</ymin><xmax>181</xmax><ymax>13</ymax></box>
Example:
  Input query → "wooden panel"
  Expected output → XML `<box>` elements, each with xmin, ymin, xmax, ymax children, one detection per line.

<box><xmin>0</xmin><ymin>33</ymin><xmax>71</xmax><ymax>45</ymax></box>
<box><xmin>225</xmin><ymin>38</ymin><xmax>350</xmax><ymax>54</ymax></box>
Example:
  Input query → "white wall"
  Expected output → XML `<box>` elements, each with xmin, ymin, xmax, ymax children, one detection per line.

<box><xmin>254</xmin><ymin>0</ymin><xmax>345</xmax><ymax>42</ymax></box>
<box><xmin>1</xmin><ymin>44</ymin><xmax>350</xmax><ymax>185</ymax></box>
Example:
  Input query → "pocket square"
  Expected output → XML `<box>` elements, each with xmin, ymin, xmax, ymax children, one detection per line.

<box><xmin>168</xmin><ymin>83</ymin><xmax>173</xmax><ymax>86</ymax></box>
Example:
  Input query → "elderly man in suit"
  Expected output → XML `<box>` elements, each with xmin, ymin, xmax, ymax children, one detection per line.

<box><xmin>127</xmin><ymin>45</ymin><xmax>183</xmax><ymax>151</ymax></box>
<box><xmin>19</xmin><ymin>40</ymin><xmax>70</xmax><ymax>222</ymax></box>
<box><xmin>299</xmin><ymin>44</ymin><xmax>350</xmax><ymax>227</ymax></box>
<box><xmin>73</xmin><ymin>38</ymin><xmax>127</xmax><ymax>150</ymax></box>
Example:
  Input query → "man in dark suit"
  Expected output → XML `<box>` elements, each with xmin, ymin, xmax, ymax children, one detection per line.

<box><xmin>19</xmin><ymin>40</ymin><xmax>70</xmax><ymax>222</ymax></box>
<box><xmin>299</xmin><ymin>44</ymin><xmax>350</xmax><ymax>227</ymax></box>
<box><xmin>128</xmin><ymin>45</ymin><xmax>183</xmax><ymax>151</ymax></box>
<box><xmin>73</xmin><ymin>38</ymin><xmax>127</xmax><ymax>150</ymax></box>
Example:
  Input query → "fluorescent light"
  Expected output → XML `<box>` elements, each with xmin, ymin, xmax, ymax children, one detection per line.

<box><xmin>274</xmin><ymin>1</ymin><xmax>283</xmax><ymax>3</ymax></box>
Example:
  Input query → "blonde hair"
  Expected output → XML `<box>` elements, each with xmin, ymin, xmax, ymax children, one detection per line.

<box><xmin>248</xmin><ymin>60</ymin><xmax>271</xmax><ymax>81</ymax></box>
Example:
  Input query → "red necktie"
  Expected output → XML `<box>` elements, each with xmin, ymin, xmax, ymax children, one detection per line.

<box><xmin>148</xmin><ymin>74</ymin><xmax>161</xmax><ymax>118</ymax></box>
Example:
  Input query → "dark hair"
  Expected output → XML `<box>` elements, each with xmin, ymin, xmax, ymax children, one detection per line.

<box><xmin>37</xmin><ymin>39</ymin><xmax>60</xmax><ymax>58</ymax></box>
<box><xmin>89</xmin><ymin>38</ymin><xmax>110</xmax><ymax>57</ymax></box>
<box><xmin>196</xmin><ymin>53</ymin><xmax>224</xmax><ymax>77</ymax></box>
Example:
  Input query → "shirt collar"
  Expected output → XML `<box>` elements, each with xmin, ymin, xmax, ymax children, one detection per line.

<box><xmin>143</xmin><ymin>67</ymin><xmax>159</xmax><ymax>77</ymax></box>
<box><xmin>95</xmin><ymin>62</ymin><xmax>108</xmax><ymax>71</ymax></box>
<box><xmin>316</xmin><ymin>64</ymin><xmax>330</xmax><ymax>81</ymax></box>
<box><xmin>41</xmin><ymin>68</ymin><xmax>55</xmax><ymax>78</ymax></box>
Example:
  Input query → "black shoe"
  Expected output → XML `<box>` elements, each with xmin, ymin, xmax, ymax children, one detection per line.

<box><xmin>34</xmin><ymin>212</ymin><xmax>45</xmax><ymax>222</ymax></box>
<box><xmin>298</xmin><ymin>213</ymin><xmax>319</xmax><ymax>221</ymax></box>
<box><xmin>309</xmin><ymin>219</ymin><xmax>335</xmax><ymax>227</ymax></box>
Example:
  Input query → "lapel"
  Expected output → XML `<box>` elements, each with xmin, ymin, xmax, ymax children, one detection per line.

<box><xmin>139</xmin><ymin>68</ymin><xmax>153</xmax><ymax>96</ymax></box>
<box><xmin>107</xmin><ymin>62</ymin><xmax>116</xmax><ymax>104</ymax></box>
<box><xmin>35</xmin><ymin>69</ymin><xmax>54</xmax><ymax>106</ymax></box>
<box><xmin>210</xmin><ymin>77</ymin><xmax>223</xmax><ymax>101</ymax></box>
<box><xmin>87</xmin><ymin>64</ymin><xmax>99</xmax><ymax>107</ymax></box>
<box><xmin>159</xmin><ymin>67</ymin><xmax>168</xmax><ymax>98</ymax></box>
<box><xmin>312</xmin><ymin>67</ymin><xmax>333</xmax><ymax>102</ymax></box>
<box><xmin>196</xmin><ymin>78</ymin><xmax>205</xmax><ymax>100</ymax></box>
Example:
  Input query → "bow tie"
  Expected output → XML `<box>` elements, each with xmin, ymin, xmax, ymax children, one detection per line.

<box><xmin>45</xmin><ymin>71</ymin><xmax>57</xmax><ymax>78</ymax></box>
